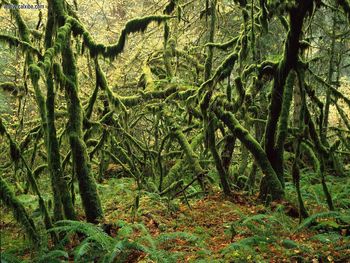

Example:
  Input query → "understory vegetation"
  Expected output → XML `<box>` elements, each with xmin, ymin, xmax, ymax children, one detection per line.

<box><xmin>0</xmin><ymin>0</ymin><xmax>350</xmax><ymax>262</ymax></box>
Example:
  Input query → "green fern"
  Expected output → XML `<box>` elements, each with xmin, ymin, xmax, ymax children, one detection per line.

<box><xmin>156</xmin><ymin>232</ymin><xmax>199</xmax><ymax>245</ymax></box>
<box><xmin>34</xmin><ymin>250</ymin><xmax>68</xmax><ymax>263</ymax></box>
<box><xmin>221</xmin><ymin>235</ymin><xmax>273</xmax><ymax>261</ymax></box>
<box><xmin>297</xmin><ymin>211</ymin><xmax>350</xmax><ymax>231</ymax></box>
<box><xmin>50</xmin><ymin>220</ymin><xmax>114</xmax><ymax>249</ymax></box>
<box><xmin>0</xmin><ymin>252</ymin><xmax>24</xmax><ymax>263</ymax></box>
<box><xmin>73</xmin><ymin>239</ymin><xmax>92</xmax><ymax>262</ymax></box>
<box><xmin>310</xmin><ymin>232</ymin><xmax>342</xmax><ymax>244</ymax></box>
<box><xmin>49</xmin><ymin>219</ymin><xmax>197</xmax><ymax>263</ymax></box>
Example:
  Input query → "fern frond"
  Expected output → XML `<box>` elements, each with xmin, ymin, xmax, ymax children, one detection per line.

<box><xmin>297</xmin><ymin>211</ymin><xmax>348</xmax><ymax>231</ymax></box>
<box><xmin>35</xmin><ymin>250</ymin><xmax>68</xmax><ymax>263</ymax></box>
<box><xmin>221</xmin><ymin>235</ymin><xmax>274</xmax><ymax>256</ymax></box>
<box><xmin>0</xmin><ymin>252</ymin><xmax>23</xmax><ymax>263</ymax></box>
<box><xmin>51</xmin><ymin>220</ymin><xmax>114</xmax><ymax>249</ymax></box>
<box><xmin>74</xmin><ymin>239</ymin><xmax>92</xmax><ymax>262</ymax></box>
<box><xmin>310</xmin><ymin>232</ymin><xmax>342</xmax><ymax>244</ymax></box>
<box><xmin>156</xmin><ymin>232</ymin><xmax>199</xmax><ymax>245</ymax></box>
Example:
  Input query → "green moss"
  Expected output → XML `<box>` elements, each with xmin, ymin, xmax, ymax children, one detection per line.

<box><xmin>164</xmin><ymin>0</ymin><xmax>178</xmax><ymax>14</ymax></box>
<box><xmin>274</xmin><ymin>71</ymin><xmax>296</xmax><ymax>184</ymax></box>
<box><xmin>204</xmin><ymin>0</ymin><xmax>217</xmax><ymax>81</ymax></box>
<box><xmin>165</xmin><ymin>132</ymin><xmax>204</xmax><ymax>188</ymax></box>
<box><xmin>175</xmin><ymin>49</ymin><xmax>204</xmax><ymax>72</ymax></box>
<box><xmin>205</xmin><ymin>37</ymin><xmax>239</xmax><ymax>50</ymax></box>
<box><xmin>259</xmin><ymin>0</ymin><xmax>269</xmax><ymax>32</ymax></box>
<box><xmin>141</xmin><ymin>62</ymin><xmax>156</xmax><ymax>91</ymax></box>
<box><xmin>337</xmin><ymin>0</ymin><xmax>350</xmax><ymax>22</ymax></box>
<box><xmin>62</xmin><ymin>32</ymin><xmax>103</xmax><ymax>223</ymax></box>
<box><xmin>213</xmin><ymin>106</ymin><xmax>284</xmax><ymax>200</ymax></box>
<box><xmin>0</xmin><ymin>177</ymin><xmax>40</xmax><ymax>246</ymax></box>
<box><xmin>105</xmin><ymin>15</ymin><xmax>171</xmax><ymax>59</ymax></box>
<box><xmin>330</xmin><ymin>86</ymin><xmax>350</xmax><ymax>108</ymax></box>
<box><xmin>264</xmin><ymin>0</ymin><xmax>313</xmax><ymax>185</ymax></box>
<box><xmin>0</xmin><ymin>34</ymin><xmax>42</xmax><ymax>58</ymax></box>
<box><xmin>207</xmin><ymin>113</ymin><xmax>231</xmax><ymax>195</ymax></box>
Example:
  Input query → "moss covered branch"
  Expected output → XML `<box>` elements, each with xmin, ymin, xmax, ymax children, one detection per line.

<box><xmin>0</xmin><ymin>176</ymin><xmax>40</xmax><ymax>246</ymax></box>
<box><xmin>213</xmin><ymin>107</ymin><xmax>284</xmax><ymax>200</ymax></box>
<box><xmin>0</xmin><ymin>34</ymin><xmax>42</xmax><ymax>58</ymax></box>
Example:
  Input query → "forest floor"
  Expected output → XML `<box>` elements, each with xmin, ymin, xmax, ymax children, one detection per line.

<box><xmin>1</xmin><ymin>177</ymin><xmax>350</xmax><ymax>262</ymax></box>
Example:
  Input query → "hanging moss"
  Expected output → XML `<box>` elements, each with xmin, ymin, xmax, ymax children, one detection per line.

<box><xmin>8</xmin><ymin>0</ymin><xmax>74</xmax><ymax>223</ymax></box>
<box><xmin>107</xmin><ymin>15</ymin><xmax>171</xmax><ymax>59</ymax></box>
<box><xmin>199</xmin><ymin>52</ymin><xmax>238</xmax><ymax>100</ymax></box>
<box><xmin>8</xmin><ymin>1</ymin><xmax>31</xmax><ymax>58</ymax></box>
<box><xmin>141</xmin><ymin>62</ymin><xmax>156</xmax><ymax>91</ymax></box>
<box><xmin>68</xmin><ymin>15</ymin><xmax>171</xmax><ymax>59</ymax></box>
<box><xmin>214</xmin><ymin>52</ymin><xmax>239</xmax><ymax>83</ymax></box>
<box><xmin>40</xmin><ymin>22</ymin><xmax>72</xmax><ymax>73</ymax></box>
<box><xmin>0</xmin><ymin>177</ymin><xmax>40</xmax><ymax>246</ymax></box>
<box><xmin>164</xmin><ymin>0</ymin><xmax>178</xmax><ymax>14</ymax></box>
<box><xmin>0</xmin><ymin>34</ymin><xmax>42</xmax><ymax>58</ymax></box>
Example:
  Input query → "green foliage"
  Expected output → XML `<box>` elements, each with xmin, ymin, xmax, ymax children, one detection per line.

<box><xmin>0</xmin><ymin>252</ymin><xmax>23</xmax><ymax>263</ymax></box>
<box><xmin>0</xmin><ymin>177</ymin><xmax>40</xmax><ymax>246</ymax></box>
<box><xmin>48</xmin><ymin>219</ymin><xmax>200</xmax><ymax>262</ymax></box>
<box><xmin>0</xmin><ymin>34</ymin><xmax>41</xmax><ymax>58</ymax></box>
<box><xmin>70</xmin><ymin>15</ymin><xmax>171</xmax><ymax>59</ymax></box>
<box><xmin>337</xmin><ymin>0</ymin><xmax>350</xmax><ymax>22</ymax></box>
<box><xmin>164</xmin><ymin>0</ymin><xmax>178</xmax><ymax>14</ymax></box>
<box><xmin>281</xmin><ymin>239</ymin><xmax>299</xmax><ymax>249</ymax></box>
<box><xmin>221</xmin><ymin>236</ymin><xmax>272</xmax><ymax>262</ymax></box>
<box><xmin>297</xmin><ymin>211</ymin><xmax>350</xmax><ymax>231</ymax></box>
<box><xmin>34</xmin><ymin>250</ymin><xmax>69</xmax><ymax>263</ymax></box>
<box><xmin>1</xmin><ymin>0</ymin><xmax>350</xmax><ymax>261</ymax></box>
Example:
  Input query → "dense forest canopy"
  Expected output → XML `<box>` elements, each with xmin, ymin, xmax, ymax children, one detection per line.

<box><xmin>0</xmin><ymin>0</ymin><xmax>350</xmax><ymax>262</ymax></box>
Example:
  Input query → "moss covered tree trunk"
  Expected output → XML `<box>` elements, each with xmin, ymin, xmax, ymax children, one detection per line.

<box><xmin>44</xmin><ymin>0</ymin><xmax>76</xmax><ymax>221</ymax></box>
<box><xmin>207</xmin><ymin>114</ymin><xmax>231</xmax><ymax>195</ymax></box>
<box><xmin>61</xmin><ymin>35</ymin><xmax>103</xmax><ymax>223</ymax></box>
<box><xmin>10</xmin><ymin>0</ymin><xmax>75</xmax><ymax>221</ymax></box>
<box><xmin>263</xmin><ymin>0</ymin><xmax>313</xmax><ymax>189</ymax></box>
